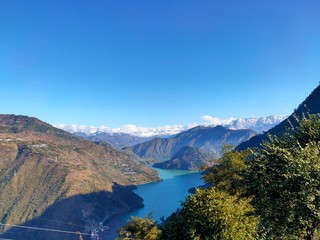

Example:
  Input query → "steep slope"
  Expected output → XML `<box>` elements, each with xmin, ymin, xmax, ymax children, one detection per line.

<box><xmin>153</xmin><ymin>146</ymin><xmax>212</xmax><ymax>170</ymax></box>
<box><xmin>0</xmin><ymin>115</ymin><xmax>159</xmax><ymax>240</ymax></box>
<box><xmin>126</xmin><ymin>125</ymin><xmax>256</xmax><ymax>160</ymax></box>
<box><xmin>237</xmin><ymin>85</ymin><xmax>320</xmax><ymax>150</ymax></box>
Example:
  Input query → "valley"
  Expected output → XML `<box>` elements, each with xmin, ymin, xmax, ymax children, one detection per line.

<box><xmin>2</xmin><ymin>1</ymin><xmax>318</xmax><ymax>238</ymax></box>
<box><xmin>0</xmin><ymin>112</ymin><xmax>285</xmax><ymax>239</ymax></box>
<box><xmin>1</xmin><ymin>86</ymin><xmax>320</xmax><ymax>239</ymax></box>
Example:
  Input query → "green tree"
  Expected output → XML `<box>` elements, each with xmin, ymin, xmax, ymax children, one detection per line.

<box><xmin>243</xmin><ymin>114</ymin><xmax>320</xmax><ymax>240</ymax></box>
<box><xmin>203</xmin><ymin>145</ymin><xmax>249</xmax><ymax>195</ymax></box>
<box><xmin>117</xmin><ymin>215</ymin><xmax>161</xmax><ymax>240</ymax></box>
<box><xmin>161</xmin><ymin>188</ymin><xmax>258</xmax><ymax>240</ymax></box>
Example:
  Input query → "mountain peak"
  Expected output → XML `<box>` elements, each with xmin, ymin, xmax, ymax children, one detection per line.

<box><xmin>56</xmin><ymin>115</ymin><xmax>285</xmax><ymax>140</ymax></box>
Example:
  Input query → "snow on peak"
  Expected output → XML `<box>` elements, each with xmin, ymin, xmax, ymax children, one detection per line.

<box><xmin>55</xmin><ymin>115</ymin><xmax>287</xmax><ymax>138</ymax></box>
<box><xmin>54</xmin><ymin>123</ymin><xmax>198</xmax><ymax>138</ymax></box>
<box><xmin>201</xmin><ymin>115</ymin><xmax>287</xmax><ymax>133</ymax></box>
<box><xmin>201</xmin><ymin>115</ymin><xmax>235</xmax><ymax>126</ymax></box>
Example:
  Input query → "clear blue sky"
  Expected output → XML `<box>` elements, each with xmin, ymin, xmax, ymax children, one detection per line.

<box><xmin>1</xmin><ymin>0</ymin><xmax>319</xmax><ymax>127</ymax></box>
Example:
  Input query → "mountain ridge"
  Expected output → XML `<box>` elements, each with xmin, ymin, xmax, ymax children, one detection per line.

<box><xmin>237</xmin><ymin>85</ymin><xmax>320</xmax><ymax>150</ymax></box>
<box><xmin>125</xmin><ymin>125</ymin><xmax>256</xmax><ymax>161</ymax></box>
<box><xmin>73</xmin><ymin>131</ymin><xmax>153</xmax><ymax>149</ymax></box>
<box><xmin>55</xmin><ymin>115</ymin><xmax>285</xmax><ymax>139</ymax></box>
<box><xmin>153</xmin><ymin>146</ymin><xmax>212</xmax><ymax>170</ymax></box>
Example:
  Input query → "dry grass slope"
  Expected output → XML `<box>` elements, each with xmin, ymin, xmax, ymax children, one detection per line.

<box><xmin>0</xmin><ymin>114</ymin><xmax>159</xmax><ymax>239</ymax></box>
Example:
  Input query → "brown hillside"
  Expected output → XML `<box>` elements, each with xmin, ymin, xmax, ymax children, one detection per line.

<box><xmin>0</xmin><ymin>114</ymin><xmax>159</xmax><ymax>239</ymax></box>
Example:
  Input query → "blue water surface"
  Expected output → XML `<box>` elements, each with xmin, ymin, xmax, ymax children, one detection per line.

<box><xmin>124</xmin><ymin>168</ymin><xmax>204</xmax><ymax>222</ymax></box>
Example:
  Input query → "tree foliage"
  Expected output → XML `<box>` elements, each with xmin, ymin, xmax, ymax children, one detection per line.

<box><xmin>118</xmin><ymin>145</ymin><xmax>258</xmax><ymax>240</ymax></box>
<box><xmin>243</xmin><ymin>114</ymin><xmax>320</xmax><ymax>239</ymax></box>
<box><xmin>117</xmin><ymin>216</ymin><xmax>161</xmax><ymax>240</ymax></box>
<box><xmin>117</xmin><ymin>115</ymin><xmax>320</xmax><ymax>240</ymax></box>
<box><xmin>161</xmin><ymin>188</ymin><xmax>258</xmax><ymax>240</ymax></box>
<box><xmin>203</xmin><ymin>144</ymin><xmax>249</xmax><ymax>195</ymax></box>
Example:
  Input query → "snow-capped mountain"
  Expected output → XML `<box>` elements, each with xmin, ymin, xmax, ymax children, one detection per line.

<box><xmin>55</xmin><ymin>115</ymin><xmax>286</xmax><ymax>138</ymax></box>
<box><xmin>201</xmin><ymin>115</ymin><xmax>287</xmax><ymax>133</ymax></box>
<box><xmin>224</xmin><ymin>115</ymin><xmax>287</xmax><ymax>133</ymax></box>
<box><xmin>54</xmin><ymin>124</ymin><xmax>197</xmax><ymax>138</ymax></box>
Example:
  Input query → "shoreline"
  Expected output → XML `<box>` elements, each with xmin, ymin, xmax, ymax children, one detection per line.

<box><xmin>100</xmin><ymin>169</ymin><xmax>203</xmax><ymax>239</ymax></box>
<box><xmin>100</xmin><ymin>170</ymin><xmax>163</xmax><ymax>239</ymax></box>
<box><xmin>100</xmin><ymin>212</ymin><xmax>129</xmax><ymax>240</ymax></box>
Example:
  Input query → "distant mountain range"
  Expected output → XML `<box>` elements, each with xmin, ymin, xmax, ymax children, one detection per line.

<box><xmin>55</xmin><ymin>124</ymin><xmax>193</xmax><ymax>138</ymax></box>
<box><xmin>125</xmin><ymin>125</ymin><xmax>256</xmax><ymax>161</ymax></box>
<box><xmin>56</xmin><ymin>115</ymin><xmax>285</xmax><ymax>148</ymax></box>
<box><xmin>238</xmin><ymin>85</ymin><xmax>320</xmax><ymax>150</ymax></box>
<box><xmin>220</xmin><ymin>115</ymin><xmax>287</xmax><ymax>133</ymax></box>
<box><xmin>73</xmin><ymin>132</ymin><xmax>153</xmax><ymax>149</ymax></box>
<box><xmin>0</xmin><ymin>114</ymin><xmax>159</xmax><ymax>240</ymax></box>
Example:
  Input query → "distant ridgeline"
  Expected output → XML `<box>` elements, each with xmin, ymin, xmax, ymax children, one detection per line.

<box><xmin>125</xmin><ymin>125</ymin><xmax>256</xmax><ymax>169</ymax></box>
<box><xmin>72</xmin><ymin>131</ymin><xmax>153</xmax><ymax>149</ymax></box>
<box><xmin>153</xmin><ymin>146</ymin><xmax>212</xmax><ymax>170</ymax></box>
<box><xmin>0</xmin><ymin>114</ymin><xmax>159</xmax><ymax>240</ymax></box>
<box><xmin>237</xmin><ymin>84</ymin><xmax>320</xmax><ymax>150</ymax></box>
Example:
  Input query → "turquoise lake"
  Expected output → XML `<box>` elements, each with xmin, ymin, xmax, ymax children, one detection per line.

<box><xmin>124</xmin><ymin>168</ymin><xmax>204</xmax><ymax>222</ymax></box>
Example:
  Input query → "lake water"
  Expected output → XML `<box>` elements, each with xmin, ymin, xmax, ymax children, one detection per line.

<box><xmin>124</xmin><ymin>168</ymin><xmax>204</xmax><ymax>222</ymax></box>
<box><xmin>102</xmin><ymin>168</ymin><xmax>204</xmax><ymax>239</ymax></box>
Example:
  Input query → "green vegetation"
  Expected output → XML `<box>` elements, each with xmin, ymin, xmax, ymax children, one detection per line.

<box><xmin>243</xmin><ymin>114</ymin><xmax>320</xmax><ymax>239</ymax></box>
<box><xmin>118</xmin><ymin>146</ymin><xmax>258</xmax><ymax>240</ymax></box>
<box><xmin>117</xmin><ymin>216</ymin><xmax>161</xmax><ymax>240</ymax></box>
<box><xmin>161</xmin><ymin>189</ymin><xmax>258</xmax><ymax>240</ymax></box>
<box><xmin>203</xmin><ymin>144</ymin><xmax>249</xmax><ymax>195</ymax></box>
<box><xmin>119</xmin><ymin>114</ymin><xmax>320</xmax><ymax>240</ymax></box>
<box><xmin>119</xmin><ymin>188</ymin><xmax>258</xmax><ymax>240</ymax></box>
